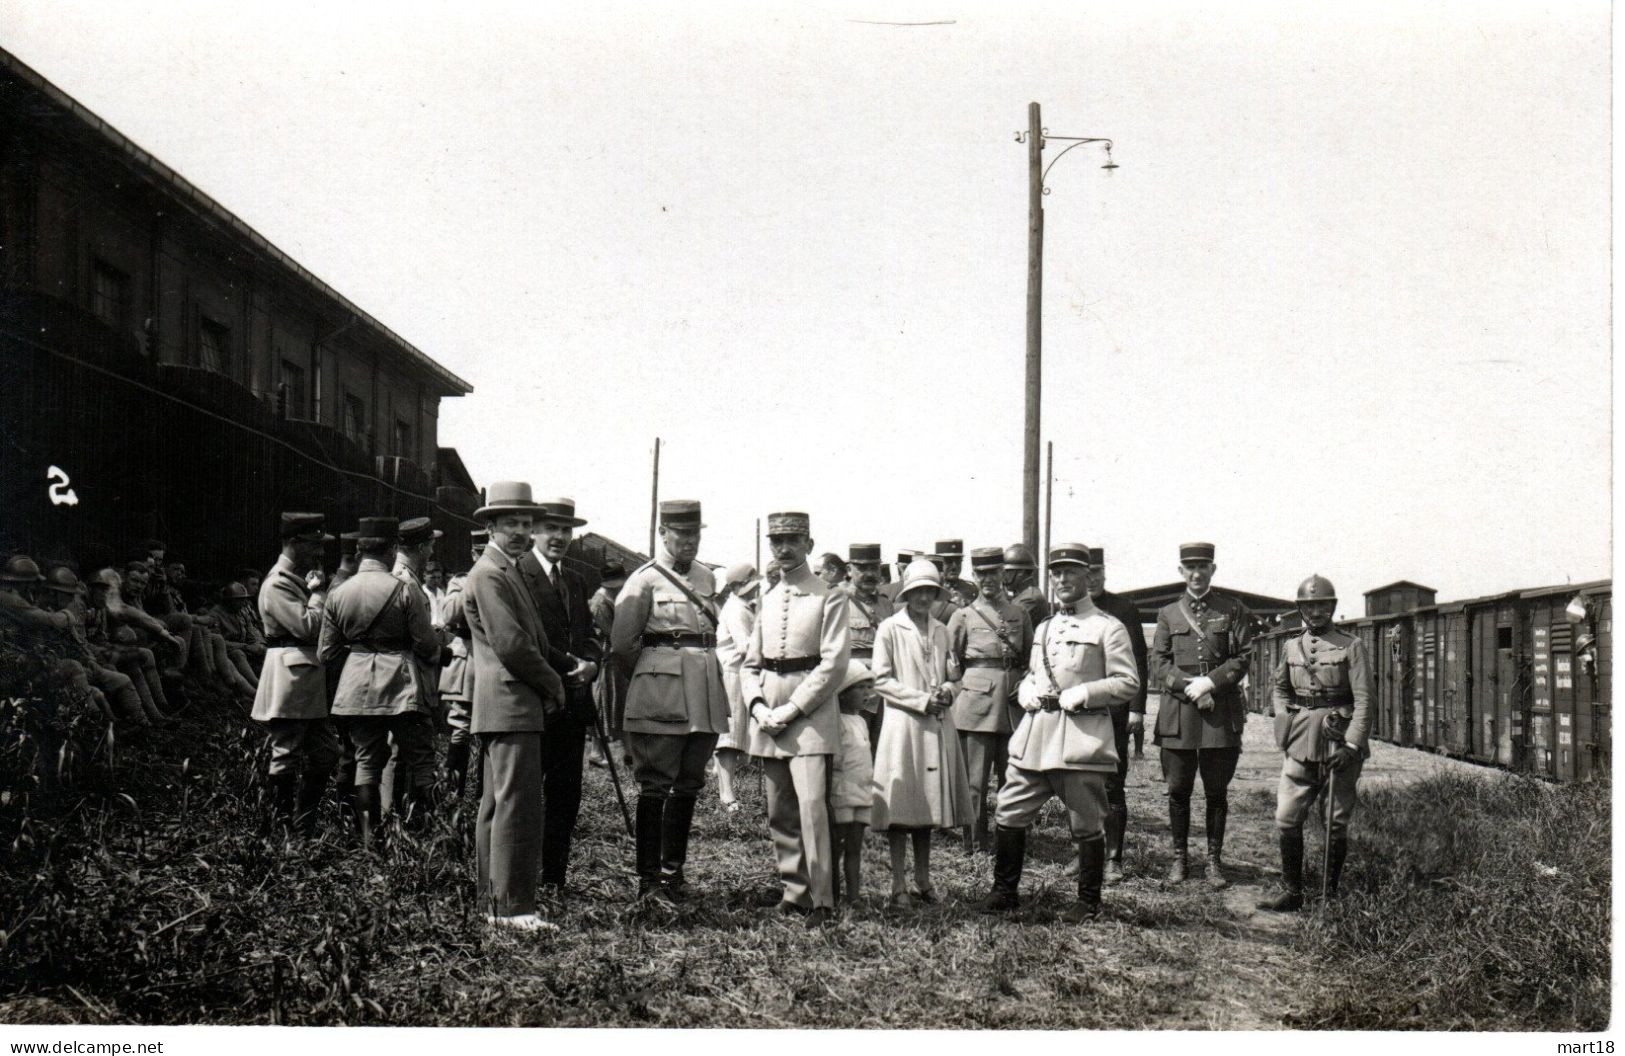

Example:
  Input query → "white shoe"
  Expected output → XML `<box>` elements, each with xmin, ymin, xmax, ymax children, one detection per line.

<box><xmin>487</xmin><ymin>913</ymin><xmax>558</xmax><ymax>933</ymax></box>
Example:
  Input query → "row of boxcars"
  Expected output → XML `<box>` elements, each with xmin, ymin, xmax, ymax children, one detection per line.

<box><xmin>1246</xmin><ymin>579</ymin><xmax>1611</xmax><ymax>783</ymax></box>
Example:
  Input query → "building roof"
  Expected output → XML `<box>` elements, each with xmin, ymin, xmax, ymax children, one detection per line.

<box><xmin>0</xmin><ymin>46</ymin><xmax>472</xmax><ymax>398</ymax></box>
<box><xmin>1113</xmin><ymin>582</ymin><xmax>1300</xmax><ymax>621</ymax></box>
<box><xmin>1363</xmin><ymin>579</ymin><xmax>1437</xmax><ymax>595</ymax></box>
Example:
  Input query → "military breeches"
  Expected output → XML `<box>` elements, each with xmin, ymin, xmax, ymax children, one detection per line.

<box><xmin>994</xmin><ymin>765</ymin><xmax>1108</xmax><ymax>837</ymax></box>
<box><xmin>445</xmin><ymin>697</ymin><xmax>473</xmax><ymax>745</ymax></box>
<box><xmin>345</xmin><ymin>712</ymin><xmax>436</xmax><ymax>787</ymax></box>
<box><xmin>1160</xmin><ymin>746</ymin><xmax>1240</xmax><ymax>808</ymax></box>
<box><xmin>763</xmin><ymin>754</ymin><xmax>835</xmax><ymax>910</ymax></box>
<box><xmin>1276</xmin><ymin>754</ymin><xmax>1362</xmax><ymax>837</ymax></box>
<box><xmin>264</xmin><ymin>717</ymin><xmax>342</xmax><ymax>777</ymax></box>
<box><xmin>626</xmin><ymin>730</ymin><xmax>717</xmax><ymax>799</ymax></box>
<box><xmin>958</xmin><ymin>730</ymin><xmax>1002</xmax><ymax>833</ymax></box>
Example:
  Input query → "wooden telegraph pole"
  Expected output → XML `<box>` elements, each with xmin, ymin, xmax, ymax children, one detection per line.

<box><xmin>648</xmin><ymin>437</ymin><xmax>661</xmax><ymax>556</ymax></box>
<box><xmin>1023</xmin><ymin>101</ymin><xmax>1044</xmax><ymax>559</ymax></box>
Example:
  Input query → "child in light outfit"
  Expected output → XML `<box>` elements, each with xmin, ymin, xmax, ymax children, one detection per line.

<box><xmin>829</xmin><ymin>660</ymin><xmax>878</xmax><ymax>904</ymax></box>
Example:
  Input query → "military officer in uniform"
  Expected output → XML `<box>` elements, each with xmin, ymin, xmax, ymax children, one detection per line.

<box><xmin>1150</xmin><ymin>542</ymin><xmax>1255</xmax><ymax>888</ymax></box>
<box><xmin>1086</xmin><ymin>546</ymin><xmax>1149</xmax><ymax>881</ymax></box>
<box><xmin>318</xmin><ymin>517</ymin><xmax>443</xmax><ymax>842</ymax></box>
<box><xmin>1003</xmin><ymin>543</ymin><xmax>1051</xmax><ymax>628</ymax></box>
<box><xmin>252</xmin><ymin>512</ymin><xmax>338</xmax><ymax>835</ymax></box>
<box><xmin>740</xmin><ymin>511</ymin><xmax>850</xmax><ymax>927</ymax></box>
<box><xmin>516</xmin><ymin>497</ymin><xmax>602</xmax><ymax>894</ymax></box>
<box><xmin>946</xmin><ymin>546</ymin><xmax>1032</xmax><ymax>853</ymax></box>
<box><xmin>387</xmin><ymin>516</ymin><xmax>446</xmax><ymax>813</ymax></box>
<box><xmin>610</xmin><ymin>500</ymin><xmax>730</xmax><ymax>902</ymax></box>
<box><xmin>331</xmin><ymin>532</ymin><xmax>361</xmax><ymax>590</ymax></box>
<box><xmin>439</xmin><ymin>529</ymin><xmax>486</xmax><ymax>800</ymax></box>
<box><xmin>1258</xmin><ymin>575</ymin><xmax>1373</xmax><ymax>911</ymax></box>
<box><xmin>842</xmin><ymin>543</ymin><xmax>894</xmax><ymax>750</ymax></box>
<box><xmin>928</xmin><ymin>540</ymin><xmax>976</xmax><ymax>623</ymax></box>
<box><xmin>978</xmin><ymin>543</ymin><xmax>1139</xmax><ymax>922</ymax></box>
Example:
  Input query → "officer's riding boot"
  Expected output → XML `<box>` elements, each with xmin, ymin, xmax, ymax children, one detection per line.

<box><xmin>636</xmin><ymin>795</ymin><xmax>670</xmax><ymax>902</ymax></box>
<box><xmin>355</xmin><ymin>783</ymin><xmax>383</xmax><ymax>851</ymax></box>
<box><xmin>1063</xmin><ymin>834</ymin><xmax>1107</xmax><ymax>923</ymax></box>
<box><xmin>336</xmin><ymin>777</ymin><xmax>358</xmax><ymax>830</ymax></box>
<box><xmin>1104</xmin><ymin>808</ymin><xmax>1127</xmax><ymax>884</ymax></box>
<box><xmin>976</xmin><ymin>824</ymin><xmax>1026</xmax><ymax>914</ymax></box>
<box><xmin>1206</xmin><ymin>800</ymin><xmax>1230</xmax><ymax>890</ymax></box>
<box><xmin>269</xmin><ymin>771</ymin><xmax>298</xmax><ymax>828</ymax></box>
<box><xmin>295</xmin><ymin>771</ymin><xmax>327</xmax><ymax>837</ymax></box>
<box><xmin>660</xmin><ymin>795</ymin><xmax>698</xmax><ymax>897</ymax></box>
<box><xmin>1326</xmin><ymin>836</ymin><xmax>1348</xmax><ymax>898</ymax></box>
<box><xmin>1257</xmin><ymin>829</ymin><xmax>1305</xmax><ymax>911</ymax></box>
<box><xmin>445</xmin><ymin>740</ymin><xmax>469</xmax><ymax>801</ymax></box>
<box><xmin>1165</xmin><ymin>796</ymin><xmax>1190</xmax><ymax>883</ymax></box>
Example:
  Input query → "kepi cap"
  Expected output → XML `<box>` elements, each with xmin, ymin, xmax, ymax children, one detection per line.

<box><xmin>357</xmin><ymin>516</ymin><xmax>399</xmax><ymax>541</ymax></box>
<box><xmin>1179</xmin><ymin>541</ymin><xmax>1216</xmax><ymax>564</ymax></box>
<box><xmin>399</xmin><ymin>517</ymin><xmax>443</xmax><ymax>546</ymax></box>
<box><xmin>1088</xmin><ymin>547</ymin><xmax>1105</xmax><ymax>567</ymax></box>
<box><xmin>970</xmin><ymin>546</ymin><xmax>1005</xmax><ymax>571</ymax></box>
<box><xmin>848</xmin><ymin>543</ymin><xmax>882</xmax><ymax>564</ymax></box>
<box><xmin>339</xmin><ymin>531</ymin><xmax>360</xmax><ymax>556</ymax></box>
<box><xmin>933</xmin><ymin>539</ymin><xmax>964</xmax><ymax>558</ymax></box>
<box><xmin>766</xmin><ymin>511</ymin><xmax>810</xmax><ymax>536</ymax></box>
<box><xmin>279</xmin><ymin>512</ymin><xmax>332</xmax><ymax>542</ymax></box>
<box><xmin>1048</xmin><ymin>542</ymin><xmax>1092</xmax><ymax>569</ymax></box>
<box><xmin>659</xmin><ymin>499</ymin><xmax>706</xmax><ymax>530</ymax></box>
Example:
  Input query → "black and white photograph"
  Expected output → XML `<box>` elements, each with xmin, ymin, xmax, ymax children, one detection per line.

<box><xmin>0</xmin><ymin>0</ymin><xmax>1611</xmax><ymax>1047</ymax></box>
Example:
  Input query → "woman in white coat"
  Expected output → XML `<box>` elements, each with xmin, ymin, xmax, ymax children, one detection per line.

<box><xmin>870</xmin><ymin>560</ymin><xmax>975</xmax><ymax>906</ymax></box>
<box><xmin>713</xmin><ymin>563</ymin><xmax>760</xmax><ymax>812</ymax></box>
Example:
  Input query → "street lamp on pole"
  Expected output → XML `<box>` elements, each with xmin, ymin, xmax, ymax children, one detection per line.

<box><xmin>1016</xmin><ymin>102</ymin><xmax>1116</xmax><ymax>563</ymax></box>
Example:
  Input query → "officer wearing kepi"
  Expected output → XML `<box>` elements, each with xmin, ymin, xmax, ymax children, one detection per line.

<box><xmin>947</xmin><ymin>546</ymin><xmax>1032</xmax><ymax>853</ymax></box>
<box><xmin>1258</xmin><ymin>575</ymin><xmax>1372</xmax><ymax>911</ymax></box>
<box><xmin>610</xmin><ymin>499</ymin><xmax>730</xmax><ymax>902</ymax></box>
<box><xmin>928</xmin><ymin>540</ymin><xmax>976</xmax><ymax>622</ymax></box>
<box><xmin>1150</xmin><ymin>542</ymin><xmax>1254</xmax><ymax>889</ymax></box>
<box><xmin>978</xmin><ymin>543</ymin><xmax>1139</xmax><ymax>923</ymax></box>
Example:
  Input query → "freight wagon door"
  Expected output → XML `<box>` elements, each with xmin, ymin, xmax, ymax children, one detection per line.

<box><xmin>1476</xmin><ymin>604</ymin><xmax>1518</xmax><ymax>766</ymax></box>
<box><xmin>1417</xmin><ymin>614</ymin><xmax>1440</xmax><ymax>751</ymax></box>
<box><xmin>1527</xmin><ymin>610</ymin><xmax>1556</xmax><ymax>778</ymax></box>
<box><xmin>1549</xmin><ymin>615</ymin><xmax>1578</xmax><ymax>782</ymax></box>
<box><xmin>1384</xmin><ymin>621</ymin><xmax>1412</xmax><ymax>745</ymax></box>
<box><xmin>1441</xmin><ymin>610</ymin><xmax>1469</xmax><ymax>755</ymax></box>
<box><xmin>1594</xmin><ymin>597</ymin><xmax>1612</xmax><ymax>778</ymax></box>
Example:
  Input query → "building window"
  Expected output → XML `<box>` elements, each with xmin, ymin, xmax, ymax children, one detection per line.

<box><xmin>92</xmin><ymin>261</ymin><xmax>128</xmax><ymax>327</ymax></box>
<box><xmin>199</xmin><ymin>316</ymin><xmax>230</xmax><ymax>374</ymax></box>
<box><xmin>343</xmin><ymin>394</ymin><xmax>367</xmax><ymax>445</ymax></box>
<box><xmin>394</xmin><ymin>419</ymin><xmax>412</xmax><ymax>459</ymax></box>
<box><xmin>279</xmin><ymin>359</ymin><xmax>308</xmax><ymax>419</ymax></box>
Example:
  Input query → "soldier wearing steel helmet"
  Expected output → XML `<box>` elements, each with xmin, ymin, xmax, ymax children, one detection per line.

<box><xmin>1003</xmin><ymin>543</ymin><xmax>1051</xmax><ymax>628</ymax></box>
<box><xmin>1258</xmin><ymin>574</ymin><xmax>1373</xmax><ymax>912</ymax></box>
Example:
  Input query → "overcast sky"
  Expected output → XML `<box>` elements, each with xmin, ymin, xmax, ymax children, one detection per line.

<box><xmin>5</xmin><ymin>0</ymin><xmax>1611</xmax><ymax>607</ymax></box>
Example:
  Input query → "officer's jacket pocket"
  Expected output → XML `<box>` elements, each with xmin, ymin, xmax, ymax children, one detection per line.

<box><xmin>960</xmin><ymin>667</ymin><xmax>1000</xmax><ymax>697</ymax></box>
<box><xmin>283</xmin><ymin>649</ymin><xmax>318</xmax><ymax>669</ymax></box>
<box><xmin>1312</xmin><ymin>649</ymin><xmax>1348</xmax><ymax>689</ymax></box>
<box><xmin>1273</xmin><ymin>709</ymin><xmax>1292</xmax><ymax>750</ymax></box>
<box><xmin>1169</xmin><ymin>626</ymin><xmax>1200</xmax><ymax>665</ymax></box>
<box><xmin>629</xmin><ymin>649</ymin><xmax>687</xmax><ymax>722</ymax></box>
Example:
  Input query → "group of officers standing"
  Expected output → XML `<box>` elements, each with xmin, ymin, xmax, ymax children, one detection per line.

<box><xmin>249</xmin><ymin>482</ymin><xmax>1374</xmax><ymax>931</ymax></box>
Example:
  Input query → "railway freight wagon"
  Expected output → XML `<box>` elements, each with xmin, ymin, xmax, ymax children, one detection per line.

<box><xmin>1249</xmin><ymin>579</ymin><xmax>1610</xmax><ymax>784</ymax></box>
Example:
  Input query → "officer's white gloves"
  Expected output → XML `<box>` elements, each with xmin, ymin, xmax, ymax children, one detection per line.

<box><xmin>1183</xmin><ymin>676</ymin><xmax>1216</xmax><ymax>701</ymax></box>
<box><xmin>566</xmin><ymin>658</ymin><xmax>598</xmax><ymax>684</ymax></box>
<box><xmin>1017</xmin><ymin>680</ymin><xmax>1043</xmax><ymax>712</ymax></box>
<box><xmin>768</xmin><ymin>703</ymin><xmax>800</xmax><ymax>728</ymax></box>
<box><xmin>1127</xmin><ymin>712</ymin><xmax>1144</xmax><ymax>731</ymax></box>
<box><xmin>1058</xmin><ymin>684</ymin><xmax>1092</xmax><ymax>712</ymax></box>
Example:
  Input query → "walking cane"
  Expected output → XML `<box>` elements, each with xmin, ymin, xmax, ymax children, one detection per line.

<box><xmin>590</xmin><ymin>703</ymin><xmax>634</xmax><ymax>839</ymax></box>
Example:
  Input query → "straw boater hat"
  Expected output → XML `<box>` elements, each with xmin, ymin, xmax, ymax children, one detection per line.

<box><xmin>475</xmin><ymin>481</ymin><xmax>544</xmax><ymax>521</ymax></box>
<box><xmin>897</xmin><ymin>559</ymin><xmax>945</xmax><ymax>598</ymax></box>
<box><xmin>533</xmin><ymin>497</ymin><xmax>588</xmax><ymax>528</ymax></box>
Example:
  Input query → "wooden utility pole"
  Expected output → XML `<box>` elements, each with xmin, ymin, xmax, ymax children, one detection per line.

<box><xmin>755</xmin><ymin>518</ymin><xmax>761</xmax><ymax>574</ymax></box>
<box><xmin>648</xmin><ymin>437</ymin><xmax>661</xmax><ymax>556</ymax></box>
<box><xmin>1023</xmin><ymin>101</ymin><xmax>1044</xmax><ymax>558</ymax></box>
<box><xmin>1043</xmin><ymin>440</ymin><xmax>1054</xmax><ymax>584</ymax></box>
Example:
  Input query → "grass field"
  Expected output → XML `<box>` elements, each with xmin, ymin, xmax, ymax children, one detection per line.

<box><xmin>0</xmin><ymin>676</ymin><xmax>1610</xmax><ymax>1030</ymax></box>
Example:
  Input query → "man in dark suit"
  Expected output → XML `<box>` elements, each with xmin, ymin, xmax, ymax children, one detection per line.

<box><xmin>463</xmin><ymin>481</ymin><xmax>567</xmax><ymax>932</ymax></box>
<box><xmin>515</xmin><ymin>496</ymin><xmax>602</xmax><ymax>895</ymax></box>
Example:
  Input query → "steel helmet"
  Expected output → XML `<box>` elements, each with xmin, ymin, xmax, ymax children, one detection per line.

<box><xmin>1003</xmin><ymin>543</ymin><xmax>1038</xmax><ymax>571</ymax></box>
<box><xmin>0</xmin><ymin>555</ymin><xmax>45</xmax><ymax>583</ymax></box>
<box><xmin>221</xmin><ymin>581</ymin><xmax>251</xmax><ymax>601</ymax></box>
<box><xmin>1296</xmin><ymin>574</ymin><xmax>1337</xmax><ymax>604</ymax></box>
<box><xmin>43</xmin><ymin>566</ymin><xmax>85</xmax><ymax>595</ymax></box>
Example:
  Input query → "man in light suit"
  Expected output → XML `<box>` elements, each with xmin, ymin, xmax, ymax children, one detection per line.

<box><xmin>610</xmin><ymin>499</ymin><xmax>730</xmax><ymax>902</ymax></box>
<box><xmin>741</xmin><ymin>511</ymin><xmax>850</xmax><ymax>927</ymax></box>
<box><xmin>515</xmin><ymin>497</ymin><xmax>602</xmax><ymax>895</ymax></box>
<box><xmin>463</xmin><ymin>481</ymin><xmax>567</xmax><ymax>932</ymax></box>
<box><xmin>251</xmin><ymin>512</ymin><xmax>335</xmax><ymax>835</ymax></box>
